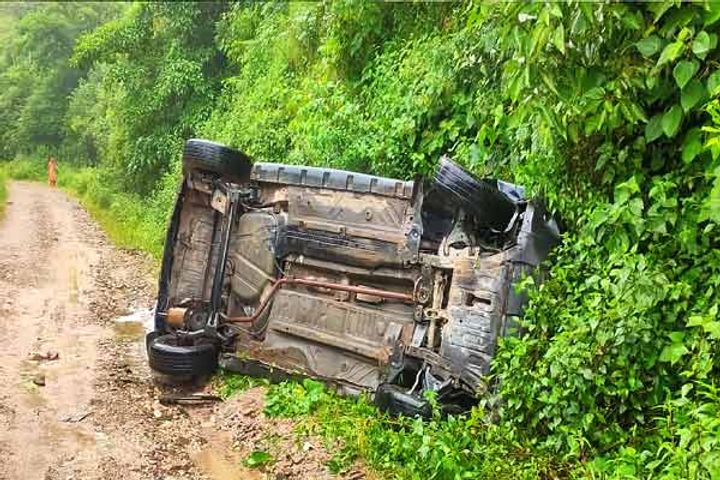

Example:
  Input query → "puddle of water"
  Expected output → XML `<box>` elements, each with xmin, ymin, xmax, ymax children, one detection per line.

<box><xmin>113</xmin><ymin>321</ymin><xmax>145</xmax><ymax>339</ymax></box>
<box><xmin>113</xmin><ymin>308</ymin><xmax>154</xmax><ymax>340</ymax></box>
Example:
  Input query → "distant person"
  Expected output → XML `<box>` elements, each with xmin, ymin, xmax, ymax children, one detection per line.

<box><xmin>47</xmin><ymin>156</ymin><xmax>58</xmax><ymax>187</ymax></box>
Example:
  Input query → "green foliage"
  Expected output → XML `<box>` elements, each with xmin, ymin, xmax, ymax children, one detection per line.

<box><xmin>244</xmin><ymin>450</ymin><xmax>273</xmax><ymax>469</ymax></box>
<box><xmin>203</xmin><ymin>2</ymin><xmax>498</xmax><ymax>178</ymax></box>
<box><xmin>214</xmin><ymin>370</ymin><xmax>266</xmax><ymax>400</ymax></box>
<box><xmin>4</xmin><ymin>2</ymin><xmax>720</xmax><ymax>478</ymax></box>
<box><xmin>71</xmin><ymin>2</ymin><xmax>229</xmax><ymax>192</ymax></box>
<box><xmin>487</xmin><ymin>3</ymin><xmax>720</xmax><ymax>478</ymax></box>
<box><xmin>222</xmin><ymin>375</ymin><xmax>561</xmax><ymax>479</ymax></box>
<box><xmin>0</xmin><ymin>3</ymin><xmax>121</xmax><ymax>160</ymax></box>
<box><xmin>0</xmin><ymin>158</ymin><xmax>45</xmax><ymax>181</ymax></box>
<box><xmin>264</xmin><ymin>379</ymin><xmax>330</xmax><ymax>418</ymax></box>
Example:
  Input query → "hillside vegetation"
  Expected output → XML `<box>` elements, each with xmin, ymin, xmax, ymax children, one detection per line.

<box><xmin>1</xmin><ymin>2</ymin><xmax>720</xmax><ymax>478</ymax></box>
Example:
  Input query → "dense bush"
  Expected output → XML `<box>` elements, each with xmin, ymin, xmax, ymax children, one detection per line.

<box><xmin>260</xmin><ymin>379</ymin><xmax>559</xmax><ymax>479</ymax></box>
<box><xmin>0</xmin><ymin>3</ymin><xmax>120</xmax><ymax>160</ymax></box>
<box><xmin>1</xmin><ymin>2</ymin><xmax>720</xmax><ymax>478</ymax></box>
<box><xmin>70</xmin><ymin>2</ymin><xmax>229</xmax><ymax>192</ymax></box>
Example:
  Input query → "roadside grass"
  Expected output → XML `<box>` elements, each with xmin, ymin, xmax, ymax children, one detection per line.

<box><xmin>0</xmin><ymin>159</ymin><xmax>176</xmax><ymax>260</ymax></box>
<box><xmin>0</xmin><ymin>157</ymin><xmax>45</xmax><ymax>181</ymax></box>
<box><xmin>213</xmin><ymin>369</ymin><xmax>267</xmax><ymax>400</ymax></box>
<box><xmin>220</xmin><ymin>373</ymin><xmax>568</xmax><ymax>479</ymax></box>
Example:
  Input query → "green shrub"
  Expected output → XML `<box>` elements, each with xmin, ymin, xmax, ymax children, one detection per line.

<box><xmin>1</xmin><ymin>158</ymin><xmax>45</xmax><ymax>181</ymax></box>
<box><xmin>4</xmin><ymin>2</ymin><xmax>720</xmax><ymax>478</ymax></box>
<box><xmin>222</xmin><ymin>375</ymin><xmax>562</xmax><ymax>479</ymax></box>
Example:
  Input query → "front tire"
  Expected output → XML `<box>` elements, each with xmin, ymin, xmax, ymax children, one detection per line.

<box><xmin>147</xmin><ymin>333</ymin><xmax>219</xmax><ymax>377</ymax></box>
<box><xmin>433</xmin><ymin>156</ymin><xmax>517</xmax><ymax>231</ymax></box>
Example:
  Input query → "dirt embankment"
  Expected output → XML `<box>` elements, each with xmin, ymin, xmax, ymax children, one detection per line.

<box><xmin>0</xmin><ymin>182</ymin><xmax>354</xmax><ymax>480</ymax></box>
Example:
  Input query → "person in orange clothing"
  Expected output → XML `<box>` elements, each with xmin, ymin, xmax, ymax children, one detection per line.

<box><xmin>47</xmin><ymin>156</ymin><xmax>58</xmax><ymax>187</ymax></box>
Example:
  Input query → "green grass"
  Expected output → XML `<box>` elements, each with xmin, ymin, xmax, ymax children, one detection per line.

<box><xmin>0</xmin><ymin>157</ymin><xmax>45</xmax><ymax>181</ymax></box>
<box><xmin>219</xmin><ymin>373</ymin><xmax>568</xmax><ymax>479</ymax></box>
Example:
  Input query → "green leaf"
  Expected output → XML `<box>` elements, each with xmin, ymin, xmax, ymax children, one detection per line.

<box><xmin>692</xmin><ymin>31</ymin><xmax>711</xmax><ymax>59</ymax></box>
<box><xmin>552</xmin><ymin>24</ymin><xmax>565</xmax><ymax>54</ymax></box>
<box><xmin>661</xmin><ymin>105</ymin><xmax>683</xmax><ymax>138</ymax></box>
<box><xmin>703</xmin><ymin>321</ymin><xmax>720</xmax><ymax>339</ymax></box>
<box><xmin>660</xmin><ymin>341</ymin><xmax>688</xmax><ymax>364</ymax></box>
<box><xmin>245</xmin><ymin>450</ymin><xmax>273</xmax><ymax>468</ymax></box>
<box><xmin>710</xmin><ymin>33</ymin><xmax>719</xmax><ymax>50</ymax></box>
<box><xmin>707</xmin><ymin>70</ymin><xmax>720</xmax><ymax>96</ymax></box>
<box><xmin>700</xmin><ymin>167</ymin><xmax>720</xmax><ymax>222</ymax></box>
<box><xmin>704</xmin><ymin>1</ymin><xmax>720</xmax><ymax>26</ymax></box>
<box><xmin>629</xmin><ymin>102</ymin><xmax>648</xmax><ymax>123</ymax></box>
<box><xmin>662</xmin><ymin>106</ymin><xmax>685</xmax><ymax>137</ymax></box>
<box><xmin>673</xmin><ymin>60</ymin><xmax>699</xmax><ymax>89</ymax></box>
<box><xmin>645</xmin><ymin>114</ymin><xmax>664</xmax><ymax>142</ymax></box>
<box><xmin>649</xmin><ymin>1</ymin><xmax>674</xmax><ymax>23</ymax></box>
<box><xmin>681</xmin><ymin>79</ymin><xmax>706</xmax><ymax>111</ymax></box>
<box><xmin>682</xmin><ymin>128</ymin><xmax>703</xmax><ymax>164</ymax></box>
<box><xmin>687</xmin><ymin>312</ymin><xmax>720</xmax><ymax>339</ymax></box>
<box><xmin>636</xmin><ymin>35</ymin><xmax>662</xmax><ymax>57</ymax></box>
<box><xmin>657</xmin><ymin>41</ymin><xmax>684</xmax><ymax>66</ymax></box>
<box><xmin>614</xmin><ymin>176</ymin><xmax>640</xmax><ymax>204</ymax></box>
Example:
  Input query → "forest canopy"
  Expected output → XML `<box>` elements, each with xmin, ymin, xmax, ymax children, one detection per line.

<box><xmin>1</xmin><ymin>2</ymin><xmax>720</xmax><ymax>478</ymax></box>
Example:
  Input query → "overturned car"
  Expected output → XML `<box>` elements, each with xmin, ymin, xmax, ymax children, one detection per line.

<box><xmin>147</xmin><ymin>139</ymin><xmax>560</xmax><ymax>414</ymax></box>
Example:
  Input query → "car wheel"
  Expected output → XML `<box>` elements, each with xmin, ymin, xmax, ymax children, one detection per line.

<box><xmin>433</xmin><ymin>156</ymin><xmax>517</xmax><ymax>231</ymax></box>
<box><xmin>182</xmin><ymin>138</ymin><xmax>253</xmax><ymax>182</ymax></box>
<box><xmin>147</xmin><ymin>333</ymin><xmax>219</xmax><ymax>376</ymax></box>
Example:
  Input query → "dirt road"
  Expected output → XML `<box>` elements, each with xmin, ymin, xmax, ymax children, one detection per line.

<box><xmin>0</xmin><ymin>182</ymin><xmax>358</xmax><ymax>480</ymax></box>
<box><xmin>0</xmin><ymin>181</ymin><xmax>205</xmax><ymax>479</ymax></box>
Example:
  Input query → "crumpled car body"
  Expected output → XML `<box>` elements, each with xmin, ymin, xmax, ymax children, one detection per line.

<box><xmin>149</xmin><ymin>139</ymin><xmax>560</xmax><ymax>414</ymax></box>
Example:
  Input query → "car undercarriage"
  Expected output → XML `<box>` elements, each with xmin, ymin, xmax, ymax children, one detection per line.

<box><xmin>147</xmin><ymin>139</ymin><xmax>560</xmax><ymax>414</ymax></box>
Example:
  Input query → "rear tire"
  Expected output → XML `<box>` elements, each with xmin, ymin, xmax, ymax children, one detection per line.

<box><xmin>433</xmin><ymin>156</ymin><xmax>517</xmax><ymax>231</ymax></box>
<box><xmin>147</xmin><ymin>333</ymin><xmax>219</xmax><ymax>377</ymax></box>
<box><xmin>182</xmin><ymin>138</ymin><xmax>253</xmax><ymax>182</ymax></box>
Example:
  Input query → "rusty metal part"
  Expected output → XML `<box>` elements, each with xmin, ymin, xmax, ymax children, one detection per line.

<box><xmin>285</xmin><ymin>253</ymin><xmax>420</xmax><ymax>281</ymax></box>
<box><xmin>223</xmin><ymin>277</ymin><xmax>414</xmax><ymax>324</ymax></box>
<box><xmin>427</xmin><ymin>270</ymin><xmax>447</xmax><ymax>351</ymax></box>
<box><xmin>356</xmin><ymin>291</ymin><xmax>383</xmax><ymax>304</ymax></box>
<box><xmin>413</xmin><ymin>276</ymin><xmax>432</xmax><ymax>305</ymax></box>
<box><xmin>166</xmin><ymin>307</ymin><xmax>188</xmax><ymax>328</ymax></box>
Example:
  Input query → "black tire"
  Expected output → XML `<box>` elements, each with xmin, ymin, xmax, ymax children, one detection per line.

<box><xmin>147</xmin><ymin>333</ymin><xmax>219</xmax><ymax>376</ymax></box>
<box><xmin>182</xmin><ymin>138</ymin><xmax>253</xmax><ymax>182</ymax></box>
<box><xmin>433</xmin><ymin>156</ymin><xmax>517</xmax><ymax>231</ymax></box>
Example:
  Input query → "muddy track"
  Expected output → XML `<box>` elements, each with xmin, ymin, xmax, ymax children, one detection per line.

<box><xmin>0</xmin><ymin>181</ymin><xmax>205</xmax><ymax>479</ymax></box>
<box><xmin>0</xmin><ymin>182</ymin><xmax>364</xmax><ymax>480</ymax></box>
